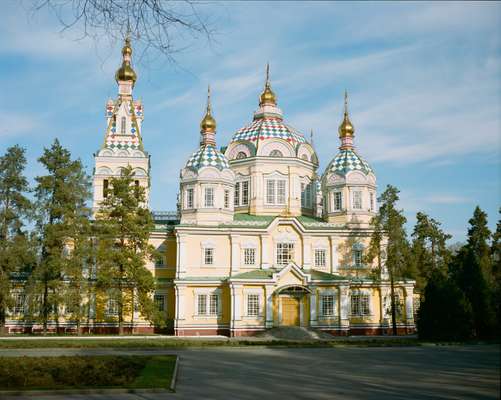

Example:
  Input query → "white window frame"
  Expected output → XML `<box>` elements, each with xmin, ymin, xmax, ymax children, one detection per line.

<box><xmin>353</xmin><ymin>248</ymin><xmax>363</xmax><ymax>268</ymax></box>
<box><xmin>204</xmin><ymin>187</ymin><xmax>215</xmax><ymax>208</ymax></box>
<box><xmin>351</xmin><ymin>292</ymin><xmax>371</xmax><ymax>317</ymax></box>
<box><xmin>234</xmin><ymin>180</ymin><xmax>250</xmax><ymax>207</ymax></box>
<box><xmin>105</xmin><ymin>296</ymin><xmax>119</xmax><ymax>317</ymax></box>
<box><xmin>320</xmin><ymin>294</ymin><xmax>336</xmax><ymax>317</ymax></box>
<box><xmin>203</xmin><ymin>247</ymin><xmax>214</xmax><ymax>265</ymax></box>
<box><xmin>352</xmin><ymin>190</ymin><xmax>362</xmax><ymax>210</ymax></box>
<box><xmin>244</xmin><ymin>248</ymin><xmax>256</xmax><ymax>266</ymax></box>
<box><xmin>370</xmin><ymin>192</ymin><xmax>375</xmax><ymax>212</ymax></box>
<box><xmin>265</xmin><ymin>178</ymin><xmax>287</xmax><ymax>205</ymax></box>
<box><xmin>224</xmin><ymin>189</ymin><xmax>230</xmax><ymax>209</ymax></box>
<box><xmin>246</xmin><ymin>293</ymin><xmax>261</xmax><ymax>317</ymax></box>
<box><xmin>195</xmin><ymin>289</ymin><xmax>221</xmax><ymax>317</ymax></box>
<box><xmin>276</xmin><ymin>242</ymin><xmax>294</xmax><ymax>266</ymax></box>
<box><xmin>314</xmin><ymin>248</ymin><xmax>327</xmax><ymax>268</ymax></box>
<box><xmin>120</xmin><ymin>116</ymin><xmax>126</xmax><ymax>134</ymax></box>
<box><xmin>186</xmin><ymin>187</ymin><xmax>194</xmax><ymax>209</ymax></box>
<box><xmin>334</xmin><ymin>191</ymin><xmax>342</xmax><ymax>211</ymax></box>
<box><xmin>12</xmin><ymin>292</ymin><xmax>25</xmax><ymax>315</ymax></box>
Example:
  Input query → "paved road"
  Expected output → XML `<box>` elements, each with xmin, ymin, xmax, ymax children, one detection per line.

<box><xmin>0</xmin><ymin>345</ymin><xmax>499</xmax><ymax>399</ymax></box>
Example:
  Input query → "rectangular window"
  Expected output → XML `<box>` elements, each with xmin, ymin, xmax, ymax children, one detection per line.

<box><xmin>315</xmin><ymin>249</ymin><xmax>326</xmax><ymax>268</ymax></box>
<box><xmin>234</xmin><ymin>182</ymin><xmax>240</xmax><ymax>206</ymax></box>
<box><xmin>204</xmin><ymin>187</ymin><xmax>214</xmax><ymax>207</ymax></box>
<box><xmin>154</xmin><ymin>295</ymin><xmax>165</xmax><ymax>312</ymax></box>
<box><xmin>353</xmin><ymin>249</ymin><xmax>363</xmax><ymax>268</ymax></box>
<box><xmin>266</xmin><ymin>180</ymin><xmax>275</xmax><ymax>204</ymax></box>
<box><xmin>353</xmin><ymin>191</ymin><xmax>362</xmax><ymax>210</ymax></box>
<box><xmin>277</xmin><ymin>180</ymin><xmax>286</xmax><ymax>204</ymax></box>
<box><xmin>204</xmin><ymin>248</ymin><xmax>214</xmax><ymax>265</ymax></box>
<box><xmin>301</xmin><ymin>183</ymin><xmax>306</xmax><ymax>207</ymax></box>
<box><xmin>351</xmin><ymin>294</ymin><xmax>370</xmax><ymax>316</ymax></box>
<box><xmin>186</xmin><ymin>188</ymin><xmax>194</xmax><ymax>209</ymax></box>
<box><xmin>276</xmin><ymin>243</ymin><xmax>294</xmax><ymax>265</ymax></box>
<box><xmin>334</xmin><ymin>191</ymin><xmax>342</xmax><ymax>211</ymax></box>
<box><xmin>155</xmin><ymin>254</ymin><xmax>165</xmax><ymax>267</ymax></box>
<box><xmin>13</xmin><ymin>293</ymin><xmax>25</xmax><ymax>315</ymax></box>
<box><xmin>197</xmin><ymin>294</ymin><xmax>207</xmax><ymax>315</ymax></box>
<box><xmin>247</xmin><ymin>294</ymin><xmax>260</xmax><ymax>317</ymax></box>
<box><xmin>121</xmin><ymin>116</ymin><xmax>126</xmax><ymax>134</ymax></box>
<box><xmin>224</xmin><ymin>189</ymin><xmax>230</xmax><ymax>209</ymax></box>
<box><xmin>209</xmin><ymin>294</ymin><xmax>219</xmax><ymax>316</ymax></box>
<box><xmin>241</xmin><ymin>181</ymin><xmax>249</xmax><ymax>206</ymax></box>
<box><xmin>244</xmin><ymin>248</ymin><xmax>256</xmax><ymax>265</ymax></box>
<box><xmin>103</xmin><ymin>179</ymin><xmax>109</xmax><ymax>198</ymax></box>
<box><xmin>370</xmin><ymin>192</ymin><xmax>375</xmax><ymax>211</ymax></box>
<box><xmin>305</xmin><ymin>184</ymin><xmax>312</xmax><ymax>208</ymax></box>
<box><xmin>106</xmin><ymin>297</ymin><xmax>119</xmax><ymax>317</ymax></box>
<box><xmin>321</xmin><ymin>295</ymin><xmax>335</xmax><ymax>316</ymax></box>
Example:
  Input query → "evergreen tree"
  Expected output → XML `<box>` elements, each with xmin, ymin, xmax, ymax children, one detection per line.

<box><xmin>411</xmin><ymin>212</ymin><xmax>451</xmax><ymax>289</ymax></box>
<box><xmin>450</xmin><ymin>206</ymin><xmax>495</xmax><ymax>339</ymax></box>
<box><xmin>368</xmin><ymin>185</ymin><xmax>410</xmax><ymax>335</ymax></box>
<box><xmin>29</xmin><ymin>139</ymin><xmax>91</xmax><ymax>334</ymax></box>
<box><xmin>95</xmin><ymin>166</ymin><xmax>157</xmax><ymax>334</ymax></box>
<box><xmin>417</xmin><ymin>270</ymin><xmax>473</xmax><ymax>341</ymax></box>
<box><xmin>491</xmin><ymin>208</ymin><xmax>501</xmax><ymax>334</ymax></box>
<box><xmin>0</xmin><ymin>146</ymin><xmax>33</xmax><ymax>333</ymax></box>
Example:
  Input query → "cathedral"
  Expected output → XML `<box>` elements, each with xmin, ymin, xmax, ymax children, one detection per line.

<box><xmin>9</xmin><ymin>39</ymin><xmax>416</xmax><ymax>336</ymax></box>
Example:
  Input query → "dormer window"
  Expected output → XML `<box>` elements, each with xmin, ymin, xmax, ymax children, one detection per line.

<box><xmin>236</xmin><ymin>151</ymin><xmax>247</xmax><ymax>159</ymax></box>
<box><xmin>270</xmin><ymin>150</ymin><xmax>283</xmax><ymax>158</ymax></box>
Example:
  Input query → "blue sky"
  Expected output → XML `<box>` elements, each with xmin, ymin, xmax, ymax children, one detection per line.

<box><xmin>0</xmin><ymin>1</ymin><xmax>499</xmax><ymax>242</ymax></box>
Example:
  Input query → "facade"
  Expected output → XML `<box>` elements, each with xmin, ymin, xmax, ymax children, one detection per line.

<box><xmin>6</xmin><ymin>39</ymin><xmax>416</xmax><ymax>335</ymax></box>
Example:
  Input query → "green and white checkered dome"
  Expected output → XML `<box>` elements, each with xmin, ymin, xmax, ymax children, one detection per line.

<box><xmin>185</xmin><ymin>144</ymin><xmax>230</xmax><ymax>171</ymax></box>
<box><xmin>325</xmin><ymin>148</ymin><xmax>373</xmax><ymax>177</ymax></box>
<box><xmin>230</xmin><ymin>117</ymin><xmax>307</xmax><ymax>147</ymax></box>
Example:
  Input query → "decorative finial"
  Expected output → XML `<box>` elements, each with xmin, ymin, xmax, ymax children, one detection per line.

<box><xmin>115</xmin><ymin>37</ymin><xmax>137</xmax><ymax>86</ymax></box>
<box><xmin>339</xmin><ymin>90</ymin><xmax>355</xmax><ymax>146</ymax></box>
<box><xmin>260</xmin><ymin>63</ymin><xmax>277</xmax><ymax>106</ymax></box>
<box><xmin>200</xmin><ymin>85</ymin><xmax>216</xmax><ymax>137</ymax></box>
<box><xmin>310</xmin><ymin>129</ymin><xmax>314</xmax><ymax>146</ymax></box>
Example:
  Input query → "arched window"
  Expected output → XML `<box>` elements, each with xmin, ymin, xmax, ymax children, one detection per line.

<box><xmin>236</xmin><ymin>151</ymin><xmax>247</xmax><ymax>160</ymax></box>
<box><xmin>301</xmin><ymin>154</ymin><xmax>309</xmax><ymax>161</ymax></box>
<box><xmin>269</xmin><ymin>150</ymin><xmax>283</xmax><ymax>158</ymax></box>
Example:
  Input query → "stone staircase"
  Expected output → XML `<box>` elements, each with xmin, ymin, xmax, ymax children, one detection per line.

<box><xmin>258</xmin><ymin>326</ymin><xmax>334</xmax><ymax>341</ymax></box>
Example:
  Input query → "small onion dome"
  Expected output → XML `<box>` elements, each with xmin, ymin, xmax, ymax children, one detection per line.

<box><xmin>115</xmin><ymin>63</ymin><xmax>137</xmax><ymax>84</ymax></box>
<box><xmin>259</xmin><ymin>63</ymin><xmax>277</xmax><ymax>106</ymax></box>
<box><xmin>338</xmin><ymin>90</ymin><xmax>354</xmax><ymax>138</ymax></box>
<box><xmin>115</xmin><ymin>38</ymin><xmax>137</xmax><ymax>85</ymax></box>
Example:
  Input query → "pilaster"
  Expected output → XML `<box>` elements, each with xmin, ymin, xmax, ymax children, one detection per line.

<box><xmin>265</xmin><ymin>285</ymin><xmax>274</xmax><ymax>328</ymax></box>
<box><xmin>309</xmin><ymin>287</ymin><xmax>318</xmax><ymax>327</ymax></box>
<box><xmin>339</xmin><ymin>285</ymin><xmax>350</xmax><ymax>328</ymax></box>
<box><xmin>261</xmin><ymin>234</ymin><xmax>271</xmax><ymax>269</ymax></box>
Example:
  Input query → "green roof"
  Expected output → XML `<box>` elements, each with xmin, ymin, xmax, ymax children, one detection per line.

<box><xmin>310</xmin><ymin>270</ymin><xmax>349</xmax><ymax>281</ymax></box>
<box><xmin>231</xmin><ymin>269</ymin><xmax>278</xmax><ymax>280</ymax></box>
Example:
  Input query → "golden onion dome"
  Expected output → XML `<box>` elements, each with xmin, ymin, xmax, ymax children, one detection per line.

<box><xmin>115</xmin><ymin>38</ymin><xmax>137</xmax><ymax>85</ymax></box>
<box><xmin>339</xmin><ymin>90</ymin><xmax>355</xmax><ymax>138</ymax></box>
<box><xmin>200</xmin><ymin>86</ymin><xmax>216</xmax><ymax>132</ymax></box>
<box><xmin>259</xmin><ymin>63</ymin><xmax>277</xmax><ymax>106</ymax></box>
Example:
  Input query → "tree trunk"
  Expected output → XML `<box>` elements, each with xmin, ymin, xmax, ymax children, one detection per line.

<box><xmin>42</xmin><ymin>278</ymin><xmax>49</xmax><ymax>335</ymax></box>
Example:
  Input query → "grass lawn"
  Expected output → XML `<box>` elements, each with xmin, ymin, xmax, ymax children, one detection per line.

<box><xmin>0</xmin><ymin>355</ymin><xmax>176</xmax><ymax>390</ymax></box>
<box><xmin>0</xmin><ymin>337</ymin><xmax>422</xmax><ymax>348</ymax></box>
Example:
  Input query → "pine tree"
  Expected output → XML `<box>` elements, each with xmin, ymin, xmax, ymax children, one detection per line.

<box><xmin>95</xmin><ymin>166</ymin><xmax>157</xmax><ymax>334</ymax></box>
<box><xmin>368</xmin><ymin>185</ymin><xmax>410</xmax><ymax>335</ymax></box>
<box><xmin>450</xmin><ymin>206</ymin><xmax>495</xmax><ymax>339</ymax></box>
<box><xmin>0</xmin><ymin>146</ymin><xmax>33</xmax><ymax>333</ymax></box>
<box><xmin>29</xmin><ymin>139</ymin><xmax>91</xmax><ymax>334</ymax></box>
<box><xmin>411</xmin><ymin>212</ymin><xmax>451</xmax><ymax>289</ymax></box>
<box><xmin>491</xmin><ymin>208</ymin><xmax>501</xmax><ymax>334</ymax></box>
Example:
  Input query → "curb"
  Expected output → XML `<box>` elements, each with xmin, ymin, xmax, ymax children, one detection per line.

<box><xmin>0</xmin><ymin>388</ymin><xmax>171</xmax><ymax>396</ymax></box>
<box><xmin>170</xmin><ymin>354</ymin><xmax>180</xmax><ymax>392</ymax></box>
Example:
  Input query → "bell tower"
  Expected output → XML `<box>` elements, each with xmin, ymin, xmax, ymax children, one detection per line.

<box><xmin>92</xmin><ymin>38</ymin><xmax>150</xmax><ymax>215</ymax></box>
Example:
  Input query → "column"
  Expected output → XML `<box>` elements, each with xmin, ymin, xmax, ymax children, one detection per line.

<box><xmin>330</xmin><ymin>236</ymin><xmax>338</xmax><ymax>274</ymax></box>
<box><xmin>176</xmin><ymin>234</ymin><xmax>187</xmax><ymax>279</ymax></box>
<box><xmin>303</xmin><ymin>236</ymin><xmax>312</xmax><ymax>270</ymax></box>
<box><xmin>405</xmin><ymin>285</ymin><xmax>414</xmax><ymax>325</ymax></box>
<box><xmin>261</xmin><ymin>234</ymin><xmax>271</xmax><ymax>269</ymax></box>
<box><xmin>339</xmin><ymin>285</ymin><xmax>350</xmax><ymax>329</ymax></box>
<box><xmin>230</xmin><ymin>234</ymin><xmax>241</xmax><ymax>275</ymax></box>
<box><xmin>174</xmin><ymin>284</ymin><xmax>186</xmax><ymax>335</ymax></box>
<box><xmin>265</xmin><ymin>285</ymin><xmax>274</xmax><ymax>328</ymax></box>
<box><xmin>309</xmin><ymin>287</ymin><xmax>317</xmax><ymax>327</ymax></box>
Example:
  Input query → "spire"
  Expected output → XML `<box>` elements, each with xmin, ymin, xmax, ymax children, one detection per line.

<box><xmin>338</xmin><ymin>90</ymin><xmax>355</xmax><ymax>149</ymax></box>
<box><xmin>115</xmin><ymin>37</ymin><xmax>137</xmax><ymax>96</ymax></box>
<box><xmin>259</xmin><ymin>63</ymin><xmax>277</xmax><ymax>106</ymax></box>
<box><xmin>200</xmin><ymin>85</ymin><xmax>217</xmax><ymax>146</ymax></box>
